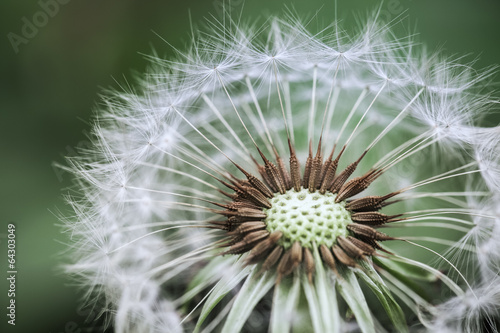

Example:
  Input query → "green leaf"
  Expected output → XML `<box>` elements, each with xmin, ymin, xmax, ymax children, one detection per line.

<box><xmin>193</xmin><ymin>263</ymin><xmax>250</xmax><ymax>332</ymax></box>
<box><xmin>357</xmin><ymin>262</ymin><xmax>408</xmax><ymax>333</ymax></box>
<box><xmin>270</xmin><ymin>273</ymin><xmax>300</xmax><ymax>333</ymax></box>
<box><xmin>220</xmin><ymin>268</ymin><xmax>276</xmax><ymax>333</ymax></box>
<box><xmin>337</xmin><ymin>267</ymin><xmax>375</xmax><ymax>333</ymax></box>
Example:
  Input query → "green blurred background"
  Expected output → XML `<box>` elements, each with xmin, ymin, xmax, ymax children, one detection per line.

<box><xmin>1</xmin><ymin>0</ymin><xmax>499</xmax><ymax>332</ymax></box>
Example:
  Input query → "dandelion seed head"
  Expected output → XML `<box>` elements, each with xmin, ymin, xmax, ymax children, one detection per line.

<box><xmin>61</xmin><ymin>9</ymin><xmax>500</xmax><ymax>333</ymax></box>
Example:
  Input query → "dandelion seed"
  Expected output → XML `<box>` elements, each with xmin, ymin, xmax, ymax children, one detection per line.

<box><xmin>61</xmin><ymin>10</ymin><xmax>500</xmax><ymax>333</ymax></box>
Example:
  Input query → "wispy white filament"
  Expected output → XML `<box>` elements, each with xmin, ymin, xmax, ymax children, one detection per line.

<box><xmin>61</xmin><ymin>10</ymin><xmax>500</xmax><ymax>333</ymax></box>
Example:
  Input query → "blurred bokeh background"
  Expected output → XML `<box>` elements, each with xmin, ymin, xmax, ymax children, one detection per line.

<box><xmin>1</xmin><ymin>0</ymin><xmax>499</xmax><ymax>332</ymax></box>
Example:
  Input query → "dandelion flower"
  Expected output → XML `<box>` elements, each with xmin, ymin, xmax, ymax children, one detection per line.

<box><xmin>62</xmin><ymin>11</ymin><xmax>500</xmax><ymax>333</ymax></box>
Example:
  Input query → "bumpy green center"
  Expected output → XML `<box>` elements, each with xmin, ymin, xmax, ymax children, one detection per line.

<box><xmin>264</xmin><ymin>188</ymin><xmax>352</xmax><ymax>249</ymax></box>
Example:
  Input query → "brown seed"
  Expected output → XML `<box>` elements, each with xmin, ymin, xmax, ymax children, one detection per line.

<box><xmin>226</xmin><ymin>201</ymin><xmax>261</xmax><ymax>211</ymax></box>
<box><xmin>261</xmin><ymin>246</ymin><xmax>283</xmax><ymax>272</ymax></box>
<box><xmin>233</xmin><ymin>162</ymin><xmax>273</xmax><ymax>198</ymax></box>
<box><xmin>240</xmin><ymin>186</ymin><xmax>272</xmax><ymax>208</ymax></box>
<box><xmin>231</xmin><ymin>177</ymin><xmax>251</xmax><ymax>189</ymax></box>
<box><xmin>345</xmin><ymin>196</ymin><xmax>383</xmax><ymax>212</ymax></box>
<box><xmin>234</xmin><ymin>207</ymin><xmax>267</xmax><ymax>219</ymax></box>
<box><xmin>309</xmin><ymin>156</ymin><xmax>322</xmax><ymax>192</ymax></box>
<box><xmin>275</xmin><ymin>149</ymin><xmax>292</xmax><ymax>190</ymax></box>
<box><xmin>332</xmin><ymin>245</ymin><xmax>357</xmax><ymax>267</ymax></box>
<box><xmin>346</xmin><ymin>191</ymin><xmax>401</xmax><ymax>212</ymax></box>
<box><xmin>302</xmin><ymin>141</ymin><xmax>313</xmax><ymax>188</ymax></box>
<box><xmin>279</xmin><ymin>243</ymin><xmax>302</xmax><ymax>278</ymax></box>
<box><xmin>319</xmin><ymin>145</ymin><xmax>336</xmax><ymax>184</ymax></box>
<box><xmin>242</xmin><ymin>230</ymin><xmax>270</xmax><ymax>243</ymax></box>
<box><xmin>222</xmin><ymin>230</ymin><xmax>269</xmax><ymax>255</ymax></box>
<box><xmin>216</xmin><ymin>237</ymin><xmax>238</xmax><ymax>249</ymax></box>
<box><xmin>257</xmin><ymin>163</ymin><xmax>276</xmax><ymax>193</ymax></box>
<box><xmin>347</xmin><ymin>236</ymin><xmax>375</xmax><ymax>256</ymax></box>
<box><xmin>330</xmin><ymin>150</ymin><xmax>368</xmax><ymax>193</ymax></box>
<box><xmin>330</xmin><ymin>162</ymin><xmax>358</xmax><ymax>194</ymax></box>
<box><xmin>314</xmin><ymin>139</ymin><xmax>327</xmax><ymax>188</ymax></box>
<box><xmin>347</xmin><ymin>223</ymin><xmax>395</xmax><ymax>241</ymax></box>
<box><xmin>247</xmin><ymin>174</ymin><xmax>273</xmax><ymax>198</ymax></box>
<box><xmin>319</xmin><ymin>158</ymin><xmax>332</xmax><ymax>185</ymax></box>
<box><xmin>288</xmin><ymin>139</ymin><xmax>302</xmax><ymax>192</ymax></box>
<box><xmin>337</xmin><ymin>236</ymin><xmax>365</xmax><ymax>259</ymax></box>
<box><xmin>256</xmin><ymin>147</ymin><xmax>286</xmax><ymax>194</ymax></box>
<box><xmin>220</xmin><ymin>242</ymin><xmax>253</xmax><ymax>255</ymax></box>
<box><xmin>229</xmin><ymin>221</ymin><xmax>266</xmax><ymax>236</ymax></box>
<box><xmin>290</xmin><ymin>241</ymin><xmax>303</xmax><ymax>264</ymax></box>
<box><xmin>207</xmin><ymin>221</ymin><xmax>229</xmax><ymax>230</ymax></box>
<box><xmin>319</xmin><ymin>244</ymin><xmax>337</xmax><ymax>273</ymax></box>
<box><xmin>335</xmin><ymin>169</ymin><xmax>383</xmax><ymax>203</ymax></box>
<box><xmin>309</xmin><ymin>139</ymin><xmax>323</xmax><ymax>192</ymax></box>
<box><xmin>230</xmin><ymin>177</ymin><xmax>249</xmax><ymax>191</ymax></box>
<box><xmin>303</xmin><ymin>247</ymin><xmax>315</xmax><ymax>283</ymax></box>
<box><xmin>266</xmin><ymin>163</ymin><xmax>286</xmax><ymax>194</ymax></box>
<box><xmin>246</xmin><ymin>231</ymin><xmax>283</xmax><ymax>264</ymax></box>
<box><xmin>230</xmin><ymin>174</ymin><xmax>255</xmax><ymax>197</ymax></box>
<box><xmin>351</xmin><ymin>212</ymin><xmax>388</xmax><ymax>225</ymax></box>
<box><xmin>335</xmin><ymin>175</ymin><xmax>368</xmax><ymax>202</ymax></box>
<box><xmin>319</xmin><ymin>157</ymin><xmax>339</xmax><ymax>194</ymax></box>
<box><xmin>277</xmin><ymin>249</ymin><xmax>293</xmax><ymax>283</ymax></box>
<box><xmin>319</xmin><ymin>160</ymin><xmax>332</xmax><ymax>187</ymax></box>
<box><xmin>351</xmin><ymin>212</ymin><xmax>404</xmax><ymax>225</ymax></box>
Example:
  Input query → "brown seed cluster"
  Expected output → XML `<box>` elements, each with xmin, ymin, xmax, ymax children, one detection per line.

<box><xmin>209</xmin><ymin>139</ymin><xmax>402</xmax><ymax>283</ymax></box>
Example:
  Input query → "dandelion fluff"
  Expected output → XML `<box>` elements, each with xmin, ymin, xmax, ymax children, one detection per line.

<box><xmin>61</xmin><ymin>11</ymin><xmax>500</xmax><ymax>333</ymax></box>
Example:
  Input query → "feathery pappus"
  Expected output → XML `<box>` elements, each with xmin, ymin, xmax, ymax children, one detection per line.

<box><xmin>61</xmin><ymin>10</ymin><xmax>500</xmax><ymax>333</ymax></box>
